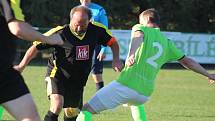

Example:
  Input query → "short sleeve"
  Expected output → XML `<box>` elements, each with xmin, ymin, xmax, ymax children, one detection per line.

<box><xmin>168</xmin><ymin>40</ymin><xmax>185</xmax><ymax>61</ymax></box>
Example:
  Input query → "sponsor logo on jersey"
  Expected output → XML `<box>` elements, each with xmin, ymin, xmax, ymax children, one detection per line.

<box><xmin>76</xmin><ymin>45</ymin><xmax>89</xmax><ymax>60</ymax></box>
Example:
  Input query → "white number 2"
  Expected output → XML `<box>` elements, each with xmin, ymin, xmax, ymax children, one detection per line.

<box><xmin>146</xmin><ymin>42</ymin><xmax>163</xmax><ymax>68</ymax></box>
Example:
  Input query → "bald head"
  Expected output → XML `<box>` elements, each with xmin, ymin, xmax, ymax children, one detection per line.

<box><xmin>70</xmin><ymin>6</ymin><xmax>92</xmax><ymax>36</ymax></box>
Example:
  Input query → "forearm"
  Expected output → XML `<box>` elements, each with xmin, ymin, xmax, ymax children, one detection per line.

<box><xmin>18</xmin><ymin>45</ymin><xmax>38</xmax><ymax>69</ymax></box>
<box><xmin>8</xmin><ymin>21</ymin><xmax>47</xmax><ymax>42</ymax></box>
<box><xmin>128</xmin><ymin>36</ymin><xmax>143</xmax><ymax>57</ymax></box>
<box><xmin>180</xmin><ymin>57</ymin><xmax>210</xmax><ymax>77</ymax></box>
<box><xmin>110</xmin><ymin>42</ymin><xmax>120</xmax><ymax>61</ymax></box>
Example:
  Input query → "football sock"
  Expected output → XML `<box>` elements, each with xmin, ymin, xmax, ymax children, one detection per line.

<box><xmin>96</xmin><ymin>81</ymin><xmax>104</xmax><ymax>90</ymax></box>
<box><xmin>0</xmin><ymin>106</ymin><xmax>4</xmax><ymax>120</ymax></box>
<box><xmin>76</xmin><ymin>111</ymin><xmax>92</xmax><ymax>121</ymax></box>
<box><xmin>130</xmin><ymin>105</ymin><xmax>147</xmax><ymax>121</ymax></box>
<box><xmin>44</xmin><ymin>110</ymin><xmax>59</xmax><ymax>121</ymax></box>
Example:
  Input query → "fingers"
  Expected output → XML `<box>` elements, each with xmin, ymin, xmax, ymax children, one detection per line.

<box><xmin>126</xmin><ymin>58</ymin><xmax>135</xmax><ymax>67</ymax></box>
<box><xmin>97</xmin><ymin>55</ymin><xmax>102</xmax><ymax>61</ymax></box>
<box><xmin>113</xmin><ymin>63</ymin><xmax>124</xmax><ymax>72</ymax></box>
<box><xmin>209</xmin><ymin>79</ymin><xmax>215</xmax><ymax>84</ymax></box>
<box><xmin>97</xmin><ymin>53</ymin><xmax>106</xmax><ymax>61</ymax></box>
<box><xmin>13</xmin><ymin>65</ymin><xmax>23</xmax><ymax>73</ymax></box>
<box><xmin>113</xmin><ymin>67</ymin><xmax>121</xmax><ymax>72</ymax></box>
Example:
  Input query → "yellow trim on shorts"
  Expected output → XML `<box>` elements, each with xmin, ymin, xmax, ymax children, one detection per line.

<box><xmin>10</xmin><ymin>0</ymin><xmax>24</xmax><ymax>21</ymax></box>
<box><xmin>50</xmin><ymin>60</ymin><xmax>58</xmax><ymax>78</ymax></box>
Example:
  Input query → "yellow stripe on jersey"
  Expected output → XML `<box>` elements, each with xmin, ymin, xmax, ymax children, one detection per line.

<box><xmin>50</xmin><ymin>60</ymin><xmax>58</xmax><ymax>78</ymax></box>
<box><xmin>33</xmin><ymin>26</ymin><xmax>64</xmax><ymax>46</ymax></box>
<box><xmin>10</xmin><ymin>0</ymin><xmax>24</xmax><ymax>21</ymax></box>
<box><xmin>91</xmin><ymin>21</ymin><xmax>112</xmax><ymax>36</ymax></box>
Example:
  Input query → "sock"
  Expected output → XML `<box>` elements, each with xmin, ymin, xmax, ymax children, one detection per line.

<box><xmin>96</xmin><ymin>81</ymin><xmax>104</xmax><ymax>91</ymax></box>
<box><xmin>44</xmin><ymin>110</ymin><xmax>59</xmax><ymax>121</ymax></box>
<box><xmin>0</xmin><ymin>106</ymin><xmax>4</xmax><ymax>120</ymax></box>
<box><xmin>130</xmin><ymin>105</ymin><xmax>147</xmax><ymax>121</ymax></box>
<box><xmin>64</xmin><ymin>115</ymin><xmax>77</xmax><ymax>121</ymax></box>
<box><xmin>76</xmin><ymin>111</ymin><xmax>92</xmax><ymax>121</ymax></box>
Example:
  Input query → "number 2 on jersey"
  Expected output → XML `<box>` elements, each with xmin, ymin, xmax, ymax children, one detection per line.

<box><xmin>146</xmin><ymin>42</ymin><xmax>163</xmax><ymax>68</ymax></box>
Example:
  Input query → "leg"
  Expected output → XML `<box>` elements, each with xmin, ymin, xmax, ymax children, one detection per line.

<box><xmin>77</xmin><ymin>81</ymin><xmax>149</xmax><ymax>121</ymax></box>
<box><xmin>44</xmin><ymin>94</ymin><xmax>64</xmax><ymax>121</ymax></box>
<box><xmin>0</xmin><ymin>106</ymin><xmax>3</xmax><ymax>120</ymax></box>
<box><xmin>63</xmin><ymin>87</ymin><xmax>84</xmax><ymax>121</ymax></box>
<box><xmin>2</xmin><ymin>94</ymin><xmax>40</xmax><ymax>121</ymax></box>
<box><xmin>130</xmin><ymin>105</ymin><xmax>147</xmax><ymax>121</ymax></box>
<box><xmin>92</xmin><ymin>45</ymin><xmax>104</xmax><ymax>91</ymax></box>
<box><xmin>44</xmin><ymin>77</ymin><xmax>64</xmax><ymax>121</ymax></box>
<box><xmin>0</xmin><ymin>68</ymin><xmax>40</xmax><ymax>121</ymax></box>
<box><xmin>77</xmin><ymin>81</ymin><xmax>130</xmax><ymax>121</ymax></box>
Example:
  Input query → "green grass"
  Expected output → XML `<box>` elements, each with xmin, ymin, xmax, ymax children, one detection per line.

<box><xmin>2</xmin><ymin>66</ymin><xmax>215</xmax><ymax>121</ymax></box>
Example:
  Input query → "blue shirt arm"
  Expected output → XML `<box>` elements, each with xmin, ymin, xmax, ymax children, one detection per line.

<box><xmin>99</xmin><ymin>8</ymin><xmax>108</xmax><ymax>54</ymax></box>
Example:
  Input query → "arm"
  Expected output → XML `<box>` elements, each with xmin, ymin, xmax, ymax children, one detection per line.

<box><xmin>97</xmin><ymin>8</ymin><xmax>108</xmax><ymax>59</ymax></box>
<box><xmin>126</xmin><ymin>30</ymin><xmax>144</xmax><ymax>67</ymax></box>
<box><xmin>1</xmin><ymin>0</ymin><xmax>63</xmax><ymax>45</ymax></box>
<box><xmin>14</xmin><ymin>45</ymin><xmax>38</xmax><ymax>72</ymax></box>
<box><xmin>108</xmin><ymin>38</ymin><xmax>123</xmax><ymax>72</ymax></box>
<box><xmin>179</xmin><ymin>56</ymin><xmax>215</xmax><ymax>81</ymax></box>
<box><xmin>7</xmin><ymin>21</ymin><xmax>64</xmax><ymax>45</ymax></box>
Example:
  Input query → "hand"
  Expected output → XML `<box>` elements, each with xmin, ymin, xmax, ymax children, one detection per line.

<box><xmin>13</xmin><ymin>65</ymin><xmax>24</xmax><ymax>73</ymax></box>
<box><xmin>125</xmin><ymin>54</ymin><xmax>135</xmax><ymax>67</ymax></box>
<box><xmin>208</xmin><ymin>74</ymin><xmax>215</xmax><ymax>84</ymax></box>
<box><xmin>97</xmin><ymin>52</ymin><xmax>106</xmax><ymax>61</ymax></box>
<box><xmin>112</xmin><ymin>59</ymin><xmax>124</xmax><ymax>72</ymax></box>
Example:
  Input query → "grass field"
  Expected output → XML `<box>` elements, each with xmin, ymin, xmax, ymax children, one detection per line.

<box><xmin>2</xmin><ymin>65</ymin><xmax>215</xmax><ymax>121</ymax></box>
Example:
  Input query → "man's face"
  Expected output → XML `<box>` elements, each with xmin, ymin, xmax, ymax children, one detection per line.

<box><xmin>70</xmin><ymin>11</ymin><xmax>89</xmax><ymax>36</ymax></box>
<box><xmin>80</xmin><ymin>0</ymin><xmax>91</xmax><ymax>6</ymax></box>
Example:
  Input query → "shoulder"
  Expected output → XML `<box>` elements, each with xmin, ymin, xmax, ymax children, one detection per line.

<box><xmin>91</xmin><ymin>21</ymin><xmax>107</xmax><ymax>29</ymax></box>
<box><xmin>89</xmin><ymin>3</ymin><xmax>105</xmax><ymax>11</ymax></box>
<box><xmin>90</xmin><ymin>22</ymin><xmax>112</xmax><ymax>35</ymax></box>
<box><xmin>43</xmin><ymin>25</ymin><xmax>65</xmax><ymax>36</ymax></box>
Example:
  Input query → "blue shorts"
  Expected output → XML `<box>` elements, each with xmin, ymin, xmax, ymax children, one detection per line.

<box><xmin>91</xmin><ymin>45</ymin><xmax>103</xmax><ymax>74</ymax></box>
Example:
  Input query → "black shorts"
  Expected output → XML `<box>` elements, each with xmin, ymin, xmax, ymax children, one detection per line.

<box><xmin>0</xmin><ymin>68</ymin><xmax>30</xmax><ymax>104</ymax></box>
<box><xmin>46</xmin><ymin>76</ymin><xmax>83</xmax><ymax>109</ymax></box>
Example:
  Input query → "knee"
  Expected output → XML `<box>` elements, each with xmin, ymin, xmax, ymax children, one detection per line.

<box><xmin>64</xmin><ymin>107</ymin><xmax>80</xmax><ymax>118</ymax></box>
<box><xmin>82</xmin><ymin>103</ymin><xmax>97</xmax><ymax>114</ymax></box>
<box><xmin>50</xmin><ymin>95</ymin><xmax>63</xmax><ymax>113</ymax></box>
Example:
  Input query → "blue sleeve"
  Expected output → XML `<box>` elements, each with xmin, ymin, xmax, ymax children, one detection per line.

<box><xmin>98</xmin><ymin>8</ymin><xmax>108</xmax><ymax>53</ymax></box>
<box><xmin>98</xmin><ymin>8</ymin><xmax>108</xmax><ymax>28</ymax></box>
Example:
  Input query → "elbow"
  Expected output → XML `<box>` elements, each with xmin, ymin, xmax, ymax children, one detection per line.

<box><xmin>11</xmin><ymin>27</ymin><xmax>22</xmax><ymax>37</ymax></box>
<box><xmin>8</xmin><ymin>21</ymin><xmax>24</xmax><ymax>38</ymax></box>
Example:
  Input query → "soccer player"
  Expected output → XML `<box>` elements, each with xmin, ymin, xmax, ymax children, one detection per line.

<box><xmin>15</xmin><ymin>5</ymin><xmax>123</xmax><ymax>121</ymax></box>
<box><xmin>80</xmin><ymin>0</ymin><xmax>109</xmax><ymax>91</ymax></box>
<box><xmin>0</xmin><ymin>0</ymin><xmax>62</xmax><ymax>121</ymax></box>
<box><xmin>76</xmin><ymin>8</ymin><xmax>215</xmax><ymax>121</ymax></box>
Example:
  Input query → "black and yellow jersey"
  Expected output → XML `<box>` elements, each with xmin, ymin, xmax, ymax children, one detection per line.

<box><xmin>34</xmin><ymin>22</ymin><xmax>116</xmax><ymax>87</ymax></box>
<box><xmin>0</xmin><ymin>0</ymin><xmax>24</xmax><ymax>71</ymax></box>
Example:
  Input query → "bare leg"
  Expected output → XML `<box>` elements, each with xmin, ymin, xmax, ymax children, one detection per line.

<box><xmin>44</xmin><ymin>94</ymin><xmax>63</xmax><ymax>121</ymax></box>
<box><xmin>92</xmin><ymin>74</ymin><xmax>104</xmax><ymax>90</ymax></box>
<box><xmin>2</xmin><ymin>94</ymin><xmax>40</xmax><ymax>121</ymax></box>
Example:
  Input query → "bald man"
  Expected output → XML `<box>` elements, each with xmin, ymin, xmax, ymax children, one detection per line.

<box><xmin>15</xmin><ymin>5</ymin><xmax>123</xmax><ymax>121</ymax></box>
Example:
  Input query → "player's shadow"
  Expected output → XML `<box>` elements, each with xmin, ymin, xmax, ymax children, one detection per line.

<box><xmin>170</xmin><ymin>114</ymin><xmax>215</xmax><ymax>118</ymax></box>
